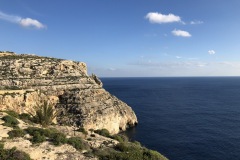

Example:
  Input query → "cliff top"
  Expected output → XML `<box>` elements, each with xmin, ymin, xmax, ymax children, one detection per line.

<box><xmin>0</xmin><ymin>51</ymin><xmax>16</xmax><ymax>57</ymax></box>
<box><xmin>0</xmin><ymin>52</ymin><xmax>63</xmax><ymax>61</ymax></box>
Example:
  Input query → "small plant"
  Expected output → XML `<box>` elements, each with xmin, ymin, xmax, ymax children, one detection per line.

<box><xmin>32</xmin><ymin>101</ymin><xmax>58</xmax><ymax>127</ymax></box>
<box><xmin>115</xmin><ymin>142</ymin><xmax>129</xmax><ymax>152</ymax></box>
<box><xmin>32</xmin><ymin>131</ymin><xmax>46</xmax><ymax>144</ymax></box>
<box><xmin>50</xmin><ymin>132</ymin><xmax>67</xmax><ymax>146</ymax></box>
<box><xmin>94</xmin><ymin>129</ymin><xmax>110</xmax><ymax>137</ymax></box>
<box><xmin>2</xmin><ymin>115</ymin><xmax>19</xmax><ymax>128</ymax></box>
<box><xmin>0</xmin><ymin>143</ymin><xmax>32</xmax><ymax>160</ymax></box>
<box><xmin>4</xmin><ymin>110</ymin><xmax>19</xmax><ymax>118</ymax></box>
<box><xmin>19</xmin><ymin>113</ymin><xmax>32</xmax><ymax>121</ymax></box>
<box><xmin>77</xmin><ymin>127</ymin><xmax>88</xmax><ymax>135</ymax></box>
<box><xmin>25</xmin><ymin>127</ymin><xmax>45</xmax><ymax>136</ymax></box>
<box><xmin>112</xmin><ymin>134</ymin><xmax>128</xmax><ymax>143</ymax></box>
<box><xmin>43</xmin><ymin>128</ymin><xmax>59</xmax><ymax>137</ymax></box>
<box><xmin>25</xmin><ymin>127</ymin><xmax>67</xmax><ymax>145</ymax></box>
<box><xmin>8</xmin><ymin>129</ymin><xmax>25</xmax><ymax>138</ymax></box>
<box><xmin>67</xmin><ymin>137</ymin><xmax>84</xmax><ymax>150</ymax></box>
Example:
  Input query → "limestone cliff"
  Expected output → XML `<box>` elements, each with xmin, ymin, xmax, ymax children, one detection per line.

<box><xmin>0</xmin><ymin>53</ymin><xmax>137</xmax><ymax>134</ymax></box>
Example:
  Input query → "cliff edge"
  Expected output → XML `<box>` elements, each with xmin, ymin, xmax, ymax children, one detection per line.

<box><xmin>0</xmin><ymin>53</ymin><xmax>138</xmax><ymax>134</ymax></box>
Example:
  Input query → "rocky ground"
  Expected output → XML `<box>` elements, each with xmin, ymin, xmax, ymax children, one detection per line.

<box><xmin>0</xmin><ymin>111</ymin><xmax>118</xmax><ymax>160</ymax></box>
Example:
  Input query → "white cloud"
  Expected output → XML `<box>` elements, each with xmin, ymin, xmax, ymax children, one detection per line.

<box><xmin>20</xmin><ymin>18</ymin><xmax>45</xmax><ymax>29</ymax></box>
<box><xmin>208</xmin><ymin>50</ymin><xmax>216</xmax><ymax>55</ymax></box>
<box><xmin>172</xmin><ymin>29</ymin><xmax>191</xmax><ymax>37</ymax></box>
<box><xmin>176</xmin><ymin>56</ymin><xmax>182</xmax><ymax>59</ymax></box>
<box><xmin>190</xmin><ymin>20</ymin><xmax>203</xmax><ymax>25</ymax></box>
<box><xmin>0</xmin><ymin>11</ymin><xmax>45</xmax><ymax>29</ymax></box>
<box><xmin>0</xmin><ymin>11</ymin><xmax>21</xmax><ymax>23</ymax></box>
<box><xmin>145</xmin><ymin>12</ymin><xmax>181</xmax><ymax>24</ymax></box>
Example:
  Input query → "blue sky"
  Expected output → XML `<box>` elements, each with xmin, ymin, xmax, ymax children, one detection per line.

<box><xmin>1</xmin><ymin>0</ymin><xmax>240</xmax><ymax>77</ymax></box>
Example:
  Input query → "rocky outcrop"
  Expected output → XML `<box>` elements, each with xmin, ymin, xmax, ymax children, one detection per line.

<box><xmin>0</xmin><ymin>53</ymin><xmax>137</xmax><ymax>134</ymax></box>
<box><xmin>57</xmin><ymin>88</ymin><xmax>137</xmax><ymax>134</ymax></box>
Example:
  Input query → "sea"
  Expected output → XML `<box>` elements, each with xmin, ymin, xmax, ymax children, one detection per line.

<box><xmin>100</xmin><ymin>77</ymin><xmax>240</xmax><ymax>160</ymax></box>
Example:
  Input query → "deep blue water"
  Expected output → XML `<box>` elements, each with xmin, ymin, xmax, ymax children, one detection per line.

<box><xmin>101</xmin><ymin>77</ymin><xmax>240</xmax><ymax>160</ymax></box>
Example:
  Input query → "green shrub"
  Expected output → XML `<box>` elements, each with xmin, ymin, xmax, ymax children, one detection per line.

<box><xmin>50</xmin><ymin>132</ymin><xmax>67</xmax><ymax>145</ymax></box>
<box><xmin>94</xmin><ymin>129</ymin><xmax>110</xmax><ymax>137</ymax></box>
<box><xmin>32</xmin><ymin>131</ymin><xmax>46</xmax><ymax>144</ymax></box>
<box><xmin>83</xmin><ymin>151</ymin><xmax>95</xmax><ymax>158</ymax></box>
<box><xmin>25</xmin><ymin>127</ymin><xmax>48</xmax><ymax>144</ymax></box>
<box><xmin>0</xmin><ymin>143</ymin><xmax>32</xmax><ymax>160</ymax></box>
<box><xmin>43</xmin><ymin>128</ymin><xmax>59</xmax><ymax>137</ymax></box>
<box><xmin>32</xmin><ymin>101</ymin><xmax>58</xmax><ymax>127</ymax></box>
<box><xmin>9</xmin><ymin>150</ymin><xmax>32</xmax><ymax>160</ymax></box>
<box><xmin>2</xmin><ymin>115</ymin><xmax>19</xmax><ymax>128</ymax></box>
<box><xmin>25</xmin><ymin>127</ymin><xmax>45</xmax><ymax>136</ymax></box>
<box><xmin>95</xmin><ymin>142</ymin><xmax>168</xmax><ymax>160</ymax></box>
<box><xmin>67</xmin><ymin>137</ymin><xmax>84</xmax><ymax>150</ymax></box>
<box><xmin>8</xmin><ymin>129</ymin><xmax>25</xmax><ymax>138</ymax></box>
<box><xmin>19</xmin><ymin>113</ymin><xmax>32</xmax><ymax>121</ymax></box>
<box><xmin>0</xmin><ymin>143</ymin><xmax>4</xmax><ymax>149</ymax></box>
<box><xmin>133</xmin><ymin>141</ymin><xmax>141</xmax><ymax>146</ymax></box>
<box><xmin>143</xmin><ymin>149</ymin><xmax>168</xmax><ymax>160</ymax></box>
<box><xmin>115</xmin><ymin>142</ymin><xmax>130</xmax><ymax>152</ymax></box>
<box><xmin>112</xmin><ymin>134</ymin><xmax>128</xmax><ymax>143</ymax></box>
<box><xmin>25</xmin><ymin>127</ymin><xmax>68</xmax><ymax>145</ymax></box>
<box><xmin>77</xmin><ymin>127</ymin><xmax>88</xmax><ymax>135</ymax></box>
<box><xmin>4</xmin><ymin>110</ymin><xmax>19</xmax><ymax>118</ymax></box>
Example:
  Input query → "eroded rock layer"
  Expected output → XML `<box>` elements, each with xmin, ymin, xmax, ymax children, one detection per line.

<box><xmin>0</xmin><ymin>53</ymin><xmax>137</xmax><ymax>134</ymax></box>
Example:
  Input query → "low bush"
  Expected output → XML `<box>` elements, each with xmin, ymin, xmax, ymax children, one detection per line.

<box><xmin>77</xmin><ymin>127</ymin><xmax>88</xmax><ymax>135</ymax></box>
<box><xmin>4</xmin><ymin>110</ymin><xmax>19</xmax><ymax>118</ymax></box>
<box><xmin>143</xmin><ymin>149</ymin><xmax>168</xmax><ymax>160</ymax></box>
<box><xmin>94</xmin><ymin>142</ymin><xmax>168</xmax><ymax>160</ymax></box>
<box><xmin>115</xmin><ymin>142</ymin><xmax>130</xmax><ymax>152</ymax></box>
<box><xmin>32</xmin><ymin>131</ymin><xmax>46</xmax><ymax>144</ymax></box>
<box><xmin>19</xmin><ymin>113</ymin><xmax>32</xmax><ymax>121</ymax></box>
<box><xmin>25</xmin><ymin>127</ymin><xmax>46</xmax><ymax>136</ymax></box>
<box><xmin>8</xmin><ymin>129</ymin><xmax>25</xmax><ymax>138</ymax></box>
<box><xmin>2</xmin><ymin>115</ymin><xmax>19</xmax><ymax>128</ymax></box>
<box><xmin>133</xmin><ymin>141</ymin><xmax>141</xmax><ymax>146</ymax></box>
<box><xmin>43</xmin><ymin>128</ymin><xmax>59</xmax><ymax>137</ymax></box>
<box><xmin>67</xmin><ymin>137</ymin><xmax>84</xmax><ymax>150</ymax></box>
<box><xmin>0</xmin><ymin>143</ymin><xmax>32</xmax><ymax>160</ymax></box>
<box><xmin>50</xmin><ymin>132</ymin><xmax>67</xmax><ymax>146</ymax></box>
<box><xmin>94</xmin><ymin>129</ymin><xmax>110</xmax><ymax>137</ymax></box>
<box><xmin>25</xmin><ymin>127</ymin><xmax>64</xmax><ymax>144</ymax></box>
<box><xmin>112</xmin><ymin>134</ymin><xmax>128</xmax><ymax>143</ymax></box>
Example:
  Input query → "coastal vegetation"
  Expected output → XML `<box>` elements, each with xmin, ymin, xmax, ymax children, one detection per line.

<box><xmin>0</xmin><ymin>110</ymin><xmax>168</xmax><ymax>159</ymax></box>
<box><xmin>2</xmin><ymin>115</ymin><xmax>19</xmax><ymax>128</ymax></box>
<box><xmin>0</xmin><ymin>143</ymin><xmax>31</xmax><ymax>160</ymax></box>
<box><xmin>30</xmin><ymin>101</ymin><xmax>58</xmax><ymax>127</ymax></box>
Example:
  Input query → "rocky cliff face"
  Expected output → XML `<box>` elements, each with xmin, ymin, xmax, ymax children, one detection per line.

<box><xmin>0</xmin><ymin>53</ymin><xmax>137</xmax><ymax>134</ymax></box>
